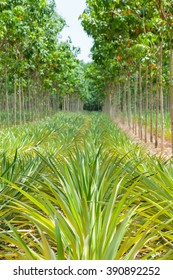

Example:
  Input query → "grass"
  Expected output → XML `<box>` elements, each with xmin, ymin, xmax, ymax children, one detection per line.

<box><xmin>0</xmin><ymin>112</ymin><xmax>173</xmax><ymax>260</ymax></box>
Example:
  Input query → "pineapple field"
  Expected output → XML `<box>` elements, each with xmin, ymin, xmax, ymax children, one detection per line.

<box><xmin>1</xmin><ymin>112</ymin><xmax>173</xmax><ymax>260</ymax></box>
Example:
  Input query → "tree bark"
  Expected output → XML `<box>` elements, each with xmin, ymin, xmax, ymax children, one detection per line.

<box><xmin>145</xmin><ymin>67</ymin><xmax>148</xmax><ymax>143</ymax></box>
<box><xmin>14</xmin><ymin>75</ymin><xmax>17</xmax><ymax>126</ymax></box>
<box><xmin>150</xmin><ymin>69</ymin><xmax>153</xmax><ymax>143</ymax></box>
<box><xmin>19</xmin><ymin>77</ymin><xmax>22</xmax><ymax>125</ymax></box>
<box><xmin>5</xmin><ymin>67</ymin><xmax>9</xmax><ymax>126</ymax></box>
<box><xmin>159</xmin><ymin>40</ymin><xmax>164</xmax><ymax>152</ymax></box>
<box><xmin>133</xmin><ymin>71</ymin><xmax>138</xmax><ymax>135</ymax></box>
<box><xmin>127</xmin><ymin>74</ymin><xmax>131</xmax><ymax>129</ymax></box>
<box><xmin>155</xmin><ymin>72</ymin><xmax>159</xmax><ymax>148</ymax></box>
<box><xmin>138</xmin><ymin>65</ymin><xmax>142</xmax><ymax>139</ymax></box>
<box><xmin>123</xmin><ymin>82</ymin><xmax>127</xmax><ymax>124</ymax></box>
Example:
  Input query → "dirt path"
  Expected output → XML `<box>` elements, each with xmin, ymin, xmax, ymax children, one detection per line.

<box><xmin>114</xmin><ymin>118</ymin><xmax>172</xmax><ymax>159</ymax></box>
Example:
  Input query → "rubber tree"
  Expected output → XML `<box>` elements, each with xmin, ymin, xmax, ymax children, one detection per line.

<box><xmin>80</xmin><ymin>0</ymin><xmax>172</xmax><ymax>151</ymax></box>
<box><xmin>0</xmin><ymin>0</ymin><xmax>80</xmax><ymax>125</ymax></box>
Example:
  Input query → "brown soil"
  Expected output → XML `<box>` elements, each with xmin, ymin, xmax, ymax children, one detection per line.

<box><xmin>114</xmin><ymin>118</ymin><xmax>173</xmax><ymax>159</ymax></box>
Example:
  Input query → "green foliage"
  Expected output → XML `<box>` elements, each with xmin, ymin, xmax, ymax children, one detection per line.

<box><xmin>83</xmin><ymin>63</ymin><xmax>105</xmax><ymax>111</ymax></box>
<box><xmin>80</xmin><ymin>0</ymin><xmax>173</xmax><ymax>84</ymax></box>
<box><xmin>0</xmin><ymin>0</ymin><xmax>87</xmax><ymax>126</ymax></box>
<box><xmin>1</xmin><ymin>113</ymin><xmax>173</xmax><ymax>260</ymax></box>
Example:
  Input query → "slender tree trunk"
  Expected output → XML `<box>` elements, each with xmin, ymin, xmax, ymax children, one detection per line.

<box><xmin>35</xmin><ymin>77</ymin><xmax>39</xmax><ymax>119</ymax></box>
<box><xmin>67</xmin><ymin>94</ymin><xmax>70</xmax><ymax>112</ymax></box>
<box><xmin>5</xmin><ymin>67</ymin><xmax>9</xmax><ymax>126</ymax></box>
<box><xmin>47</xmin><ymin>91</ymin><xmax>50</xmax><ymax>115</ymax></box>
<box><xmin>111</xmin><ymin>83</ymin><xmax>117</xmax><ymax>119</ymax></box>
<box><xmin>133</xmin><ymin>71</ymin><xmax>138</xmax><ymax>135</ymax></box>
<box><xmin>63</xmin><ymin>96</ymin><xmax>66</xmax><ymax>111</ymax></box>
<box><xmin>14</xmin><ymin>75</ymin><xmax>17</xmax><ymax>126</ymax></box>
<box><xmin>138</xmin><ymin>65</ymin><xmax>142</xmax><ymax>139</ymax></box>
<box><xmin>150</xmin><ymin>69</ymin><xmax>153</xmax><ymax>143</ymax></box>
<box><xmin>34</xmin><ymin>76</ymin><xmax>39</xmax><ymax>120</ymax></box>
<box><xmin>41</xmin><ymin>87</ymin><xmax>44</xmax><ymax>118</ymax></box>
<box><xmin>159</xmin><ymin>40</ymin><xmax>164</xmax><ymax>151</ymax></box>
<box><xmin>117</xmin><ymin>83</ymin><xmax>121</xmax><ymax>116</ymax></box>
<box><xmin>127</xmin><ymin>74</ymin><xmax>131</xmax><ymax>129</ymax></box>
<box><xmin>145</xmin><ymin>68</ymin><xmax>148</xmax><ymax>143</ymax></box>
<box><xmin>155</xmin><ymin>73</ymin><xmax>159</xmax><ymax>148</ymax></box>
<box><xmin>57</xmin><ymin>91</ymin><xmax>59</xmax><ymax>111</ymax></box>
<box><xmin>28</xmin><ymin>74</ymin><xmax>32</xmax><ymax>121</ymax></box>
<box><xmin>166</xmin><ymin>94</ymin><xmax>169</xmax><ymax>113</ymax></box>
<box><xmin>123</xmin><ymin>82</ymin><xmax>127</xmax><ymax>124</ymax></box>
<box><xmin>21</xmin><ymin>77</ymin><xmax>26</xmax><ymax>124</ymax></box>
<box><xmin>19</xmin><ymin>77</ymin><xmax>22</xmax><ymax>125</ymax></box>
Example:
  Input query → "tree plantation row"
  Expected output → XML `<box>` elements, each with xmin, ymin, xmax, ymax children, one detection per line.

<box><xmin>0</xmin><ymin>0</ymin><xmax>88</xmax><ymax>127</ymax></box>
<box><xmin>80</xmin><ymin>0</ymin><xmax>173</xmax><ymax>153</ymax></box>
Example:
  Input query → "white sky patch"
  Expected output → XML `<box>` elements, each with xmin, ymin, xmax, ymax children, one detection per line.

<box><xmin>55</xmin><ymin>0</ymin><xmax>93</xmax><ymax>62</ymax></box>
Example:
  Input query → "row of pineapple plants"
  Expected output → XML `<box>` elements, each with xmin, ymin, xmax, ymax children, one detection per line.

<box><xmin>0</xmin><ymin>112</ymin><xmax>173</xmax><ymax>260</ymax></box>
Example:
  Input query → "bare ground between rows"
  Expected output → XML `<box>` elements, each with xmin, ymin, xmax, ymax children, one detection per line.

<box><xmin>114</xmin><ymin>118</ymin><xmax>172</xmax><ymax>160</ymax></box>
